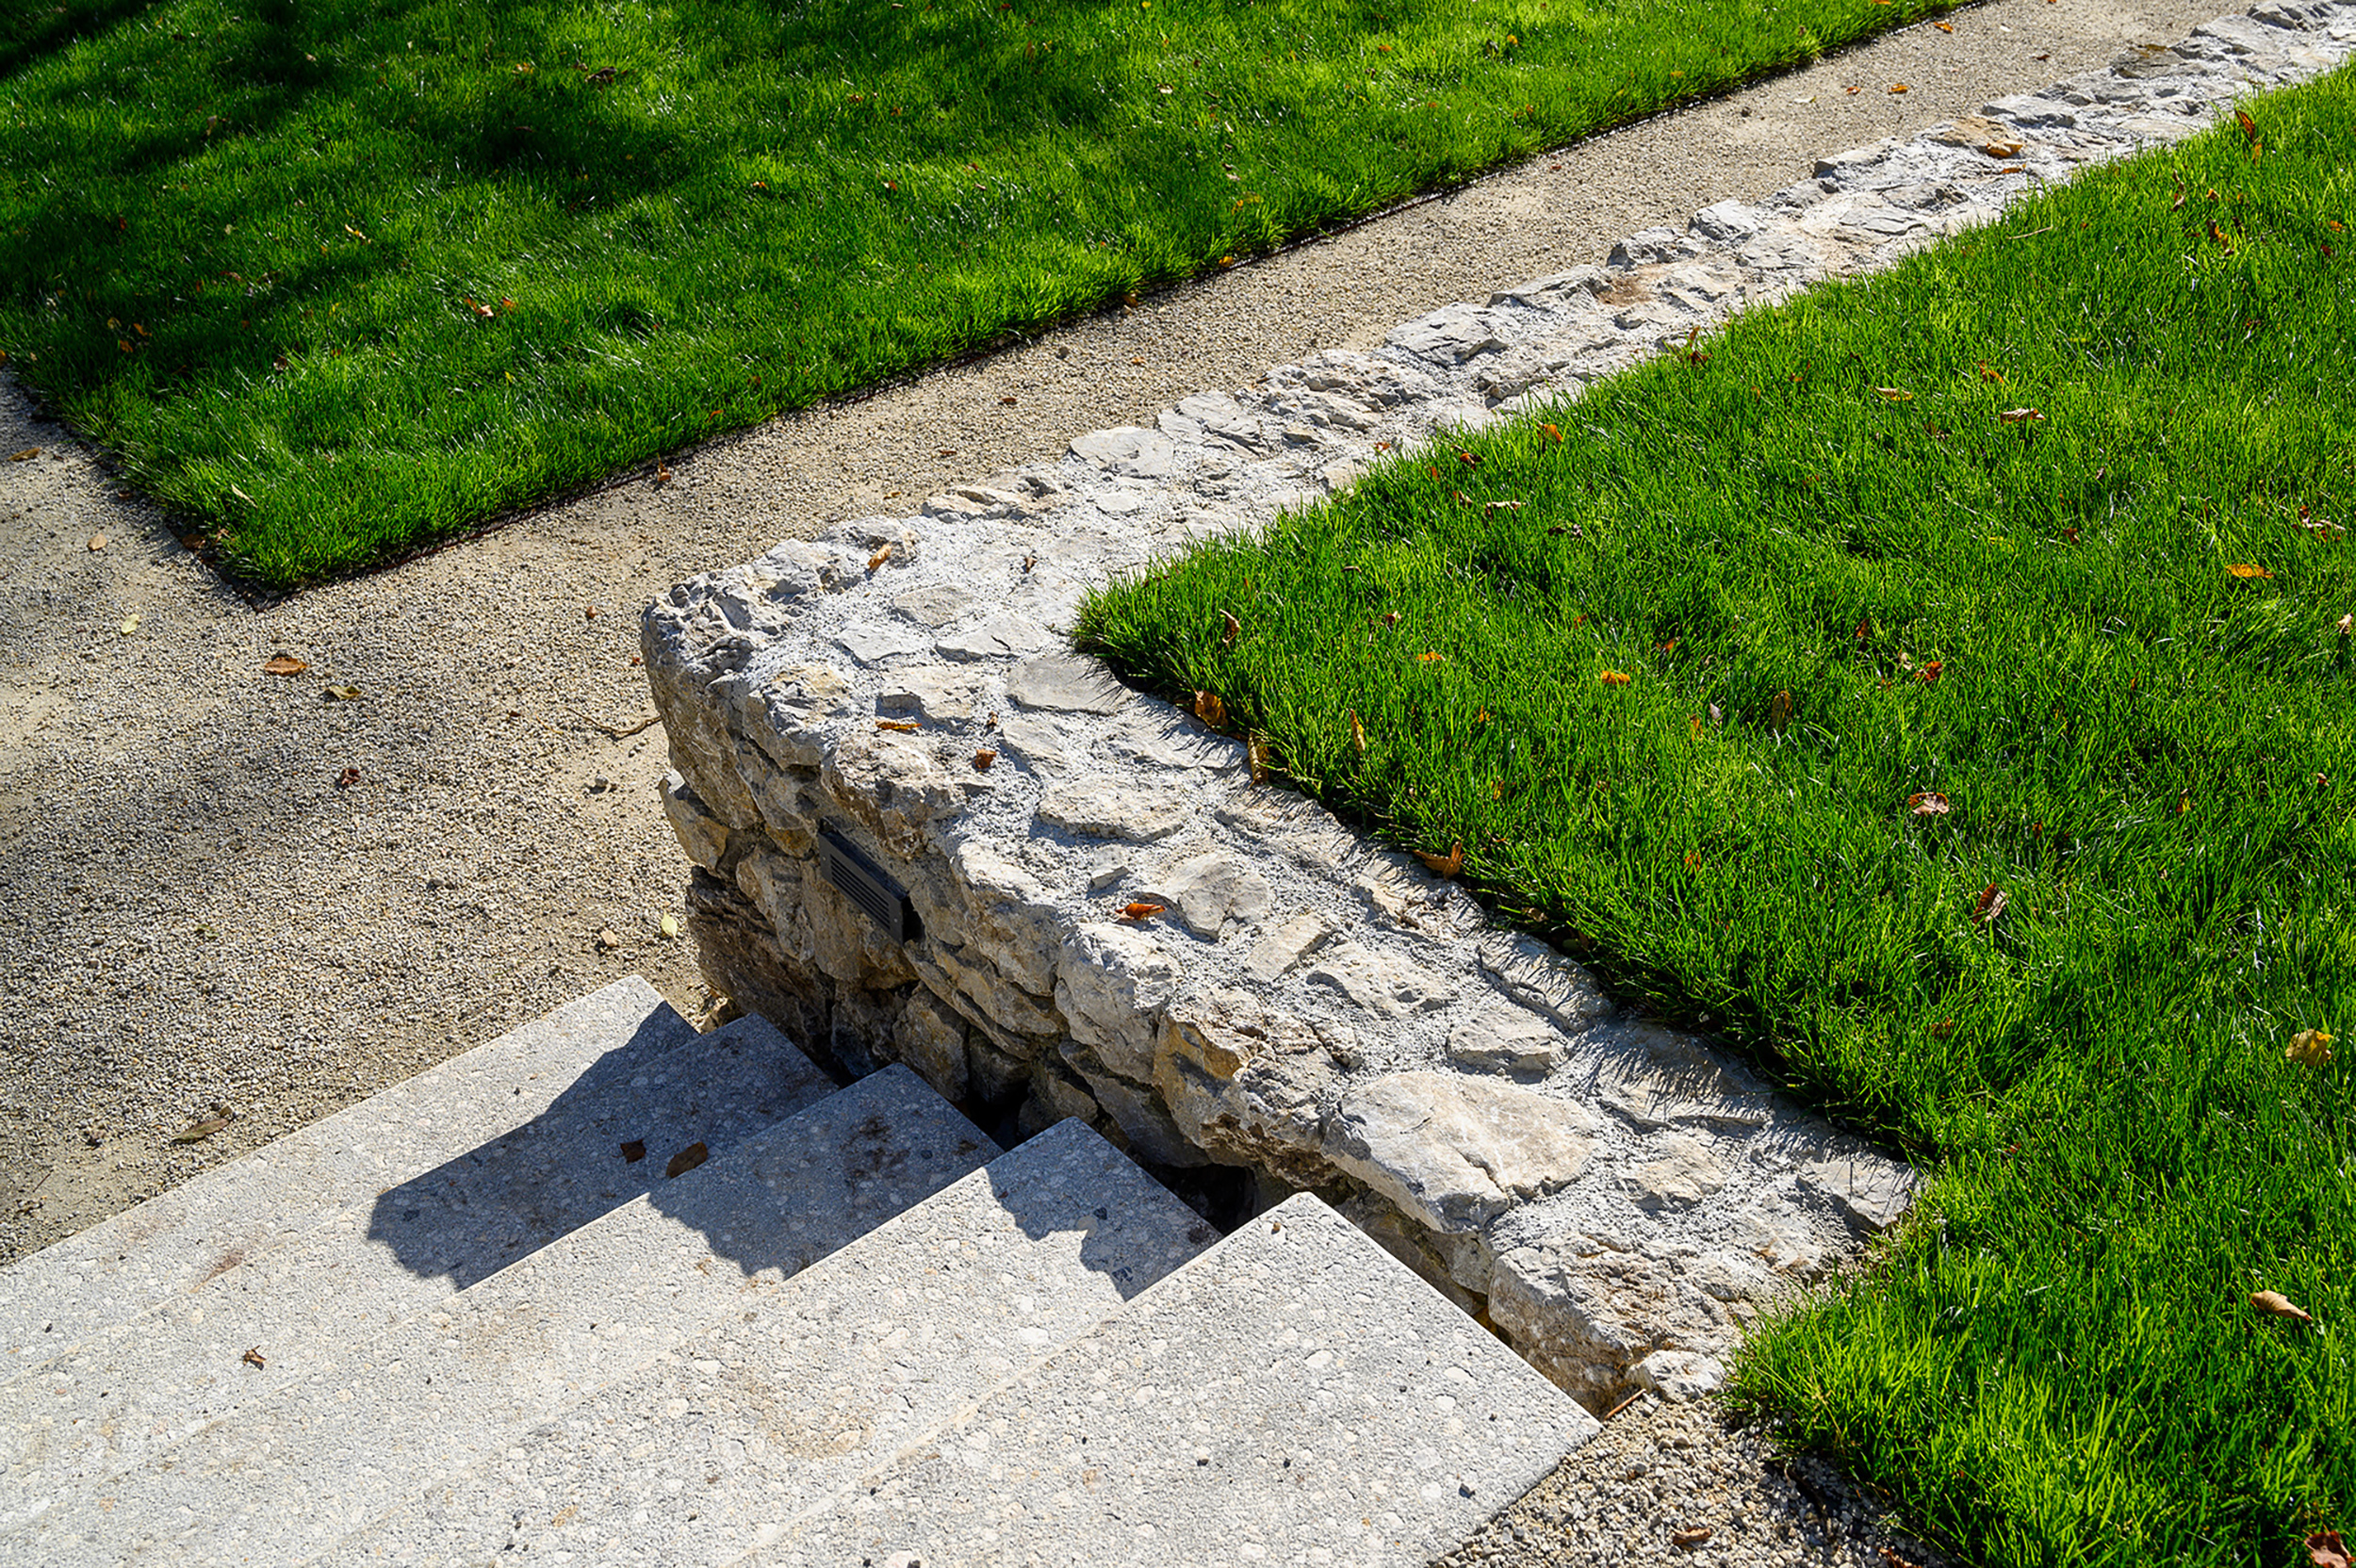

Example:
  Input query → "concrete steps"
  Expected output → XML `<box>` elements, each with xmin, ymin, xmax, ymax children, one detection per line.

<box><xmin>761</xmin><ymin>1194</ymin><xmax>1597</xmax><ymax>1568</ymax></box>
<box><xmin>1</xmin><ymin>980</ymin><xmax>1598</xmax><ymax>1567</ymax></box>
<box><xmin>8</xmin><ymin>1066</ymin><xmax>993</xmax><ymax>1566</ymax></box>
<box><xmin>0</xmin><ymin>1008</ymin><xmax>834</xmax><ymax>1521</ymax></box>
<box><xmin>0</xmin><ymin>977</ymin><xmax>695</xmax><ymax>1378</ymax></box>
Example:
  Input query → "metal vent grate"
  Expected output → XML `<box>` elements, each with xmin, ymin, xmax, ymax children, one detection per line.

<box><xmin>817</xmin><ymin>825</ymin><xmax>921</xmax><ymax>942</ymax></box>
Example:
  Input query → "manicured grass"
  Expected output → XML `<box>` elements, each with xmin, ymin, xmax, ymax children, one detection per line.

<box><xmin>0</xmin><ymin>0</ymin><xmax>1952</xmax><ymax>590</ymax></box>
<box><xmin>1077</xmin><ymin>67</ymin><xmax>2356</xmax><ymax>1568</ymax></box>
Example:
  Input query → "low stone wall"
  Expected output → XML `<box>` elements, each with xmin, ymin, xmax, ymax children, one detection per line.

<box><xmin>642</xmin><ymin>0</ymin><xmax>2353</xmax><ymax>1409</ymax></box>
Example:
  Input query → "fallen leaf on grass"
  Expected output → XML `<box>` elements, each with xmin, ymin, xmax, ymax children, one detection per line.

<box><xmin>1350</xmin><ymin>710</ymin><xmax>1367</xmax><ymax>756</ymax></box>
<box><xmin>262</xmin><ymin>654</ymin><xmax>308</xmax><ymax>676</ymax></box>
<box><xmin>1874</xmin><ymin>386</ymin><xmax>1915</xmax><ymax>402</ymax></box>
<box><xmin>1598</xmin><ymin>669</ymin><xmax>1631</xmax><ymax>686</ymax></box>
<box><xmin>241</xmin><ymin>1347</ymin><xmax>267</xmax><ymax>1369</ymax></box>
<box><xmin>1998</xmin><ymin>407</ymin><xmax>2044</xmax><ymax>424</ymax></box>
<box><xmin>2287</xmin><ymin>1028</ymin><xmax>2335</xmax><ymax>1067</ymax></box>
<box><xmin>866</xmin><ymin>543</ymin><xmax>893</xmax><ymax>572</ymax></box>
<box><xmin>172</xmin><ymin>1116</ymin><xmax>231</xmax><ymax>1143</ymax></box>
<box><xmin>1193</xmin><ymin>690</ymin><xmax>1226</xmax><ymax>727</ymax></box>
<box><xmin>1929</xmin><ymin>1019</ymin><xmax>1956</xmax><ymax>1039</ymax></box>
<box><xmin>2307</xmin><ymin>1531</ymin><xmax>2351</xmax><ymax>1568</ymax></box>
<box><xmin>2226</xmin><ymin>563</ymin><xmax>2273</xmax><ymax>580</ymax></box>
<box><xmin>1908</xmin><ymin>792</ymin><xmax>1951</xmax><ymax>816</ymax></box>
<box><xmin>621</xmin><ymin>1139</ymin><xmax>646</xmax><ymax>1162</ymax></box>
<box><xmin>1120</xmin><ymin>902</ymin><xmax>1166</xmax><ymax>922</ymax></box>
<box><xmin>2340</xmin><ymin>614</ymin><xmax>2354</xmax><ymax>636</ymax></box>
<box><xmin>1221</xmin><ymin>610</ymin><xmax>1241</xmax><ymax>646</ymax></box>
<box><xmin>664</xmin><ymin>1141</ymin><xmax>710</xmax><ymax>1179</ymax></box>
<box><xmin>1917</xmin><ymin>662</ymin><xmax>1943</xmax><ymax>684</ymax></box>
<box><xmin>1415</xmin><ymin>842</ymin><xmax>1465</xmax><ymax>877</ymax></box>
<box><xmin>1971</xmin><ymin>884</ymin><xmax>2008</xmax><ymax>927</ymax></box>
<box><xmin>1768</xmin><ymin>690</ymin><xmax>1793</xmax><ymax>734</ymax></box>
<box><xmin>973</xmin><ymin>748</ymin><xmax>997</xmax><ymax>771</ymax></box>
<box><xmin>2252</xmin><ymin>1289</ymin><xmax>2313</xmax><ymax>1323</ymax></box>
<box><xmin>1416</xmin><ymin>650</ymin><xmax>1447</xmax><ymax>662</ymax></box>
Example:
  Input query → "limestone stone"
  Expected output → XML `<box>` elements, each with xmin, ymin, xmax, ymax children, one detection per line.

<box><xmin>1303</xmin><ymin>940</ymin><xmax>1457</xmax><ymax>1018</ymax></box>
<box><xmin>1801</xmin><ymin>1154</ymin><xmax>1918</xmax><ymax>1231</ymax></box>
<box><xmin>1069</xmin><ymin>425</ymin><xmax>1177</xmax><ymax>478</ymax></box>
<box><xmin>1324</xmin><ymin>1072</ymin><xmax>1605</xmax><ymax>1233</ymax></box>
<box><xmin>924</xmin><ymin>942</ymin><xmax>1060</xmax><ymax>1039</ymax></box>
<box><xmin>1627</xmin><ymin>1134</ymin><xmax>1730</xmax><ymax>1210</ymax></box>
<box><xmin>1006</xmin><ymin>652</ymin><xmax>1131</xmax><ymax>715</ymax></box>
<box><xmin>1487</xmin><ymin>1233</ymin><xmax>1738</xmax><ymax>1409</ymax></box>
<box><xmin>735</xmin><ymin>752</ymin><xmax>823</xmax><ymax>848</ymax></box>
<box><xmin>875</xmin><ymin>667</ymin><xmax>983</xmax><ymax>723</ymax></box>
<box><xmin>1153</xmin><ymin>990</ymin><xmax>1343</xmax><ymax>1188</ymax></box>
<box><xmin>1631</xmin><ymin>1349</ymin><xmax>1727</xmax><ymax>1401</ymax></box>
<box><xmin>834</xmin><ymin>619</ymin><xmax>929</xmax><ymax>666</ymax></box>
<box><xmin>806</xmin><ymin>871</ymin><xmax>921</xmax><ymax>992</ymax></box>
<box><xmin>1446</xmin><ymin>1006</ymin><xmax>1561</xmax><ymax>1075</ymax></box>
<box><xmin>1035</xmin><ymin>1054</ymin><xmax>1104</xmax><ymax>1127</ymax></box>
<box><xmin>1386</xmin><ymin>302</ymin><xmax>1509</xmax><ymax>363</ymax></box>
<box><xmin>659</xmin><ymin>773</ymin><xmax>730</xmax><ymax>869</ymax></box>
<box><xmin>1135</xmin><ymin>851</ymin><xmax>1273</xmax><ymax>939</ymax></box>
<box><xmin>1035</xmin><ymin>777</ymin><xmax>1191</xmax><ymax>841</ymax></box>
<box><xmin>733</xmin><ymin>845</ymin><xmax>817</xmax><ymax>969</ymax></box>
<box><xmin>1157</xmin><ymin>392</ymin><xmax>1268</xmax><ymax>452</ymax></box>
<box><xmin>736</xmin><ymin>664</ymin><xmax>854</xmax><ymax>770</ymax></box>
<box><xmin>1240</xmin><ymin>911</ymin><xmax>1333</xmax><ymax>985</ymax></box>
<box><xmin>948</xmin><ymin>841</ymin><xmax>1062</xmax><ymax>995</ymax></box>
<box><xmin>1732</xmin><ymin>1205</ymin><xmax>1828</xmax><ymax>1277</ymax></box>
<box><xmin>992</xmin><ymin>710</ymin><xmax>1074</xmax><ymax>774</ymax></box>
<box><xmin>893</xmin><ymin>986</ymin><xmax>970</xmax><ymax>1102</ymax></box>
<box><xmin>1595</xmin><ymin>1028</ymin><xmax>1774</xmax><ymax>1129</ymax></box>
<box><xmin>1062</xmin><ymin>1054</ymin><xmax>1206</xmax><ymax>1168</ymax></box>
<box><xmin>820</xmin><ymin>731</ymin><xmax>958</xmax><ymax>858</ymax></box>
<box><xmin>1477</xmin><ymin>931</ymin><xmax>1614</xmax><ymax>1035</ymax></box>
<box><xmin>892</xmin><ymin>582</ymin><xmax>977</xmax><ymax>628</ymax></box>
<box><xmin>937</xmin><ymin>613</ymin><xmax>1052</xmax><ymax>662</ymax></box>
<box><xmin>1055</xmin><ymin>922</ymin><xmax>1184</xmax><ymax>1082</ymax></box>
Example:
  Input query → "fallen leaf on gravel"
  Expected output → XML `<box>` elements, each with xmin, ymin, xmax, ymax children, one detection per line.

<box><xmin>875</xmin><ymin>719</ymin><xmax>921</xmax><ymax>733</ymax></box>
<box><xmin>2287</xmin><ymin>1028</ymin><xmax>2335</xmax><ymax>1067</ymax></box>
<box><xmin>1888</xmin><ymin>83</ymin><xmax>1909</xmax><ymax>93</ymax></box>
<box><xmin>866</xmin><ymin>542</ymin><xmax>893</xmax><ymax>572</ymax></box>
<box><xmin>321</xmin><ymin>684</ymin><xmax>362</xmax><ymax>701</ymax></box>
<box><xmin>241</xmin><ymin>1347</ymin><xmax>267</xmax><ymax>1369</ymax></box>
<box><xmin>1972</xmin><ymin>884</ymin><xmax>2008</xmax><ymax>927</ymax></box>
<box><xmin>1673</xmin><ymin>1528</ymin><xmax>1713</xmax><ymax>1549</ymax></box>
<box><xmin>1998</xmin><ymin>407</ymin><xmax>2044</xmax><ymax>423</ymax></box>
<box><xmin>973</xmin><ymin>748</ymin><xmax>997</xmax><ymax>771</ymax></box>
<box><xmin>335</xmin><ymin>766</ymin><xmax>360</xmax><ymax>789</ymax></box>
<box><xmin>664</xmin><ymin>1141</ymin><xmax>710</xmax><ymax>1179</ymax></box>
<box><xmin>1121</xmin><ymin>902</ymin><xmax>1166</xmax><ymax>922</ymax></box>
<box><xmin>88</xmin><ymin>533</ymin><xmax>107</xmax><ymax>551</ymax></box>
<box><xmin>263</xmin><ymin>654</ymin><xmax>308</xmax><ymax>676</ymax></box>
<box><xmin>659</xmin><ymin>912</ymin><xmax>680</xmax><ymax>939</ymax></box>
<box><xmin>1908</xmin><ymin>792</ymin><xmax>1951</xmax><ymax>816</ymax></box>
<box><xmin>2307</xmin><ymin>1531</ymin><xmax>2351</xmax><ymax>1568</ymax></box>
<box><xmin>1934</xmin><ymin>18</ymin><xmax>1954</xmax><ymax>29</ymax></box>
<box><xmin>999</xmin><ymin>395</ymin><xmax>1018</xmax><ymax>405</ymax></box>
<box><xmin>597</xmin><ymin>928</ymin><xmax>622</xmax><ymax>951</ymax></box>
<box><xmin>1984</xmin><ymin>140</ymin><xmax>2022</xmax><ymax>158</ymax></box>
<box><xmin>2226</xmin><ymin>563</ymin><xmax>2273</xmax><ymax>580</ymax></box>
<box><xmin>1415</xmin><ymin>841</ymin><xmax>1465</xmax><ymax>877</ymax></box>
<box><xmin>172</xmin><ymin>1115</ymin><xmax>231</xmax><ymax>1143</ymax></box>
<box><xmin>654</xmin><ymin>464</ymin><xmax>672</xmax><ymax>484</ymax></box>
<box><xmin>621</xmin><ymin>1139</ymin><xmax>646</xmax><ymax>1162</ymax></box>
<box><xmin>120</xmin><ymin>615</ymin><xmax>139</xmax><ymax>635</ymax></box>
<box><xmin>7</xmin><ymin>449</ymin><xmax>35</xmax><ymax>462</ymax></box>
<box><xmin>2253</xmin><ymin>1289</ymin><xmax>2313</xmax><ymax>1322</ymax></box>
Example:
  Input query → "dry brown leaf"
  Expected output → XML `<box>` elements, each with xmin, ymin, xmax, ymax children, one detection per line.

<box><xmin>1598</xmin><ymin>669</ymin><xmax>1631</xmax><ymax>686</ymax></box>
<box><xmin>1221</xmin><ymin>610</ymin><xmax>1241</xmax><ymax>646</ymax></box>
<box><xmin>1984</xmin><ymin>140</ymin><xmax>2022</xmax><ymax>158</ymax></box>
<box><xmin>596</xmin><ymin>927</ymin><xmax>623</xmax><ymax>951</ymax></box>
<box><xmin>1768</xmin><ymin>690</ymin><xmax>1794</xmax><ymax>733</ymax></box>
<box><xmin>1888</xmin><ymin>82</ymin><xmax>1909</xmax><ymax>93</ymax></box>
<box><xmin>1918</xmin><ymin>662</ymin><xmax>1944</xmax><ymax>684</ymax></box>
<box><xmin>866</xmin><ymin>542</ymin><xmax>894</xmax><ymax>573</ymax></box>
<box><xmin>1193</xmin><ymin>690</ymin><xmax>1227</xmax><ymax>727</ymax></box>
<box><xmin>1978</xmin><ymin>361</ymin><xmax>2006</xmax><ymax>382</ymax></box>
<box><xmin>1929</xmin><ymin>1019</ymin><xmax>1957</xmax><ymax>1039</ymax></box>
<box><xmin>1349</xmin><ymin>710</ymin><xmax>1367</xmax><ymax>756</ymax></box>
<box><xmin>263</xmin><ymin>654</ymin><xmax>308</xmax><ymax>676</ymax></box>
<box><xmin>1416</xmin><ymin>650</ymin><xmax>1447</xmax><ymax>663</ymax></box>
<box><xmin>1972</xmin><ymin>884</ymin><xmax>2008</xmax><ymax>927</ymax></box>
<box><xmin>664</xmin><ymin>1141</ymin><xmax>710</xmax><ymax>1179</ymax></box>
<box><xmin>2287</xmin><ymin>1028</ymin><xmax>2335</xmax><ymax>1067</ymax></box>
<box><xmin>7</xmin><ymin>449</ymin><xmax>36</xmax><ymax>462</ymax></box>
<box><xmin>2226</xmin><ymin>563</ymin><xmax>2272</xmax><ymax>580</ymax></box>
<box><xmin>1248</xmin><ymin>735</ymin><xmax>1275</xmax><ymax>783</ymax></box>
<box><xmin>1874</xmin><ymin>386</ymin><xmax>1915</xmax><ymax>401</ymax></box>
<box><xmin>172</xmin><ymin>1115</ymin><xmax>231</xmax><ymax>1144</ymax></box>
<box><xmin>1672</xmin><ymin>1528</ymin><xmax>1713</xmax><ymax>1549</ymax></box>
<box><xmin>1908</xmin><ymin>792</ymin><xmax>1951</xmax><ymax>816</ymax></box>
<box><xmin>2252</xmin><ymin>1289</ymin><xmax>2313</xmax><ymax>1322</ymax></box>
<box><xmin>1120</xmin><ymin>902</ymin><xmax>1166</xmax><ymax>922</ymax></box>
<box><xmin>2340</xmin><ymin>613</ymin><xmax>2354</xmax><ymax>636</ymax></box>
<box><xmin>242</xmin><ymin>1347</ymin><xmax>267</xmax><ymax>1369</ymax></box>
<box><xmin>2307</xmin><ymin>1531</ymin><xmax>2351</xmax><ymax>1568</ymax></box>
<box><xmin>1415</xmin><ymin>841</ymin><xmax>1466</xmax><ymax>877</ymax></box>
<box><xmin>972</xmin><ymin>748</ymin><xmax>997</xmax><ymax>771</ymax></box>
<box><xmin>321</xmin><ymin>684</ymin><xmax>361</xmax><ymax>702</ymax></box>
<box><xmin>1933</xmin><ymin>18</ymin><xmax>1954</xmax><ymax>29</ymax></box>
<box><xmin>875</xmin><ymin>719</ymin><xmax>921</xmax><ymax>733</ymax></box>
<box><xmin>620</xmin><ymin>1139</ymin><xmax>647</xmax><ymax>1163</ymax></box>
<box><xmin>1998</xmin><ymin>407</ymin><xmax>2045</xmax><ymax>424</ymax></box>
<box><xmin>654</xmin><ymin>463</ymin><xmax>673</xmax><ymax>485</ymax></box>
<box><xmin>335</xmin><ymin>766</ymin><xmax>361</xmax><ymax>789</ymax></box>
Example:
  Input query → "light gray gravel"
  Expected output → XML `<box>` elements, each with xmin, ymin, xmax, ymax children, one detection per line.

<box><xmin>0</xmin><ymin>0</ymin><xmax>2246</xmax><ymax>1558</ymax></box>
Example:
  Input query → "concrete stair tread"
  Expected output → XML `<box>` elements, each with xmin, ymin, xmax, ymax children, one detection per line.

<box><xmin>761</xmin><ymin>1193</ymin><xmax>1599</xmax><ymax>1568</ymax></box>
<box><xmin>12</xmin><ymin>1067</ymin><xmax>996</xmax><ymax>1567</ymax></box>
<box><xmin>0</xmin><ymin>1012</ymin><xmax>834</xmax><ymax>1519</ymax></box>
<box><xmin>0</xmin><ymin>977</ymin><xmax>696</xmax><ymax>1380</ymax></box>
<box><xmin>347</xmin><ymin>1118</ymin><xmax>1220</xmax><ymax>1566</ymax></box>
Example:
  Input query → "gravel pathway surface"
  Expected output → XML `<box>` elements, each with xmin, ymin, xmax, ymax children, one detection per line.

<box><xmin>0</xmin><ymin>0</ymin><xmax>2238</xmax><ymax>1558</ymax></box>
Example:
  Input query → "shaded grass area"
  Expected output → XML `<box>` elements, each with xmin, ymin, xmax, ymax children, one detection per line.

<box><xmin>0</xmin><ymin>0</ymin><xmax>1952</xmax><ymax>590</ymax></box>
<box><xmin>1077</xmin><ymin>67</ymin><xmax>2356</xmax><ymax>1567</ymax></box>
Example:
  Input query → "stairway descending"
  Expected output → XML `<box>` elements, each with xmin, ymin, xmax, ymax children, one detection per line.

<box><xmin>0</xmin><ymin>999</ymin><xmax>834</xmax><ymax>1522</ymax></box>
<box><xmin>0</xmin><ymin>979</ymin><xmax>1599</xmax><ymax>1567</ymax></box>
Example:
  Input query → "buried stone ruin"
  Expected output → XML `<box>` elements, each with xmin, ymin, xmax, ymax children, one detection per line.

<box><xmin>642</xmin><ymin>523</ymin><xmax>1915</xmax><ymax>1413</ymax></box>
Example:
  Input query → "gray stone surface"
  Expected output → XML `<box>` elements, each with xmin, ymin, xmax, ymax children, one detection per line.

<box><xmin>14</xmin><ymin>1068</ymin><xmax>993</xmax><ymax>1563</ymax></box>
<box><xmin>1326</xmin><ymin>1073</ymin><xmax>1608</xmax><ymax>1233</ymax></box>
<box><xmin>0</xmin><ymin>1013</ymin><xmax>834</xmax><ymax>1519</ymax></box>
<box><xmin>346</xmin><ymin>1119</ymin><xmax>1216</xmax><ymax>1566</ymax></box>
<box><xmin>0</xmin><ymin>977</ymin><xmax>694</xmax><ymax>1384</ymax></box>
<box><xmin>762</xmin><ymin>1195</ymin><xmax>1597</xmax><ymax>1568</ymax></box>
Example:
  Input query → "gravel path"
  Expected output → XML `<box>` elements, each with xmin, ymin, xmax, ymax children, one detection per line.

<box><xmin>0</xmin><ymin>0</ymin><xmax>2233</xmax><ymax>1557</ymax></box>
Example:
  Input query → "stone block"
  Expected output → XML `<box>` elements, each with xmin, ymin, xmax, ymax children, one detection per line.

<box><xmin>1153</xmin><ymin>990</ymin><xmax>1342</xmax><ymax>1187</ymax></box>
<box><xmin>1324</xmin><ymin>1072</ymin><xmax>1604</xmax><ymax>1233</ymax></box>
<box><xmin>1055</xmin><ymin>921</ymin><xmax>1183</xmax><ymax>1081</ymax></box>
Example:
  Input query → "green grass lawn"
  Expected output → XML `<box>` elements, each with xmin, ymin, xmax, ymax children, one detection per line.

<box><xmin>1077</xmin><ymin>66</ymin><xmax>2356</xmax><ymax>1567</ymax></box>
<box><xmin>0</xmin><ymin>0</ymin><xmax>1953</xmax><ymax>590</ymax></box>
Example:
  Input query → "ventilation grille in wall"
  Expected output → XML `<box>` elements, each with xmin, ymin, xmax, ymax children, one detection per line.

<box><xmin>817</xmin><ymin>825</ymin><xmax>922</xmax><ymax>942</ymax></box>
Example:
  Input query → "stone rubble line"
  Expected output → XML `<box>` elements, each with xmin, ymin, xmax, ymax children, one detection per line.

<box><xmin>643</xmin><ymin>0</ymin><xmax>2356</xmax><ymax>1412</ymax></box>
